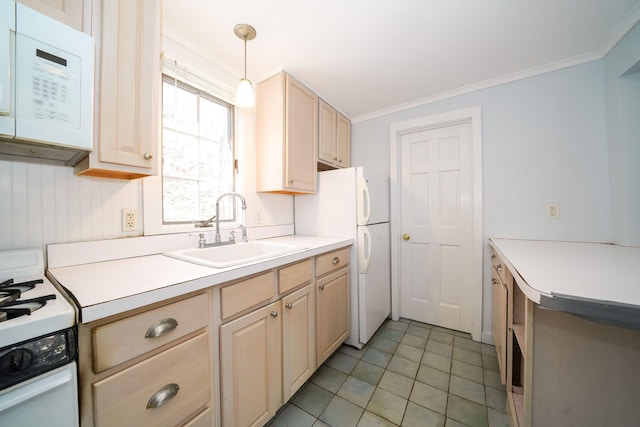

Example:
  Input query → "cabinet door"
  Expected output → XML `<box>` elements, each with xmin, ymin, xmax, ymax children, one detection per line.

<box><xmin>282</xmin><ymin>285</ymin><xmax>315</xmax><ymax>401</ymax></box>
<box><xmin>91</xmin><ymin>0</ymin><xmax>159</xmax><ymax>175</ymax></box>
<box><xmin>491</xmin><ymin>271</ymin><xmax>507</xmax><ymax>385</ymax></box>
<box><xmin>336</xmin><ymin>112</ymin><xmax>351</xmax><ymax>167</ymax></box>
<box><xmin>75</xmin><ymin>0</ymin><xmax>160</xmax><ymax>178</ymax></box>
<box><xmin>17</xmin><ymin>0</ymin><xmax>86</xmax><ymax>32</ymax></box>
<box><xmin>220</xmin><ymin>301</ymin><xmax>282</xmax><ymax>427</ymax></box>
<box><xmin>318</xmin><ymin>99</ymin><xmax>337</xmax><ymax>165</ymax></box>
<box><xmin>316</xmin><ymin>267</ymin><xmax>350</xmax><ymax>366</ymax></box>
<box><xmin>285</xmin><ymin>75</ymin><xmax>317</xmax><ymax>192</ymax></box>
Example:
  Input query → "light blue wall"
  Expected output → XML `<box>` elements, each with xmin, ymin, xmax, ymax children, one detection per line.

<box><xmin>351</xmin><ymin>60</ymin><xmax>611</xmax><ymax>340</ymax></box>
<box><xmin>604</xmin><ymin>21</ymin><xmax>640</xmax><ymax>246</ymax></box>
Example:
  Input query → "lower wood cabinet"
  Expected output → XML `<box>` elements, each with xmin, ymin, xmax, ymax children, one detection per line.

<box><xmin>490</xmin><ymin>253</ymin><xmax>510</xmax><ymax>385</ymax></box>
<box><xmin>282</xmin><ymin>284</ymin><xmax>316</xmax><ymax>401</ymax></box>
<box><xmin>217</xmin><ymin>251</ymin><xmax>349</xmax><ymax>427</ymax></box>
<box><xmin>77</xmin><ymin>247</ymin><xmax>351</xmax><ymax>427</ymax></box>
<box><xmin>315</xmin><ymin>249</ymin><xmax>350</xmax><ymax>366</ymax></box>
<box><xmin>77</xmin><ymin>291</ymin><xmax>213</xmax><ymax>427</ymax></box>
<box><xmin>93</xmin><ymin>333</ymin><xmax>210</xmax><ymax>427</ymax></box>
<box><xmin>220</xmin><ymin>301</ymin><xmax>282</xmax><ymax>427</ymax></box>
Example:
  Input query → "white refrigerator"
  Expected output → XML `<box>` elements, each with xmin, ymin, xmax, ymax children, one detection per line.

<box><xmin>295</xmin><ymin>167</ymin><xmax>390</xmax><ymax>349</ymax></box>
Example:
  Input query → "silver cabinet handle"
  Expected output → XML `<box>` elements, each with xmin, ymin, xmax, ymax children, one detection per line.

<box><xmin>332</xmin><ymin>257</ymin><xmax>340</xmax><ymax>265</ymax></box>
<box><xmin>270</xmin><ymin>311</ymin><xmax>278</xmax><ymax>318</ymax></box>
<box><xmin>491</xmin><ymin>278</ymin><xmax>498</xmax><ymax>285</ymax></box>
<box><xmin>319</xmin><ymin>285</ymin><xmax>325</xmax><ymax>290</ymax></box>
<box><xmin>491</xmin><ymin>254</ymin><xmax>496</xmax><ymax>261</ymax></box>
<box><xmin>497</xmin><ymin>264</ymin><xmax>503</xmax><ymax>273</ymax></box>
<box><xmin>146</xmin><ymin>383</ymin><xmax>179</xmax><ymax>409</ymax></box>
<box><xmin>143</xmin><ymin>152</ymin><xmax>153</xmax><ymax>160</ymax></box>
<box><xmin>145</xmin><ymin>318</ymin><xmax>178</xmax><ymax>339</ymax></box>
<box><xmin>285</xmin><ymin>303</ymin><xmax>293</xmax><ymax>309</ymax></box>
<box><xmin>288</xmin><ymin>179</ymin><xmax>294</xmax><ymax>184</ymax></box>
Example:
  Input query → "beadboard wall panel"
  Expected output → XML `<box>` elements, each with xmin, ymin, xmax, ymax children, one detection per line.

<box><xmin>0</xmin><ymin>160</ymin><xmax>142</xmax><ymax>253</ymax></box>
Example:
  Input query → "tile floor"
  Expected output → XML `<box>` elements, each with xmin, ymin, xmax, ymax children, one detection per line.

<box><xmin>267</xmin><ymin>318</ymin><xmax>509</xmax><ymax>427</ymax></box>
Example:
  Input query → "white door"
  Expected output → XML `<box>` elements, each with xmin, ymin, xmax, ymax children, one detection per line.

<box><xmin>398</xmin><ymin>121</ymin><xmax>474</xmax><ymax>331</ymax></box>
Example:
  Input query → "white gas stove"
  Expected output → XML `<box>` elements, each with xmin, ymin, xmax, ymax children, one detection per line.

<box><xmin>0</xmin><ymin>248</ymin><xmax>75</xmax><ymax>347</ymax></box>
<box><xmin>0</xmin><ymin>248</ymin><xmax>78</xmax><ymax>427</ymax></box>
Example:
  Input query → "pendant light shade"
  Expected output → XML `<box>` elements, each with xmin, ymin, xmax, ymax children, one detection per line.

<box><xmin>234</xmin><ymin>24</ymin><xmax>257</xmax><ymax>108</ymax></box>
<box><xmin>236</xmin><ymin>78</ymin><xmax>254</xmax><ymax>107</ymax></box>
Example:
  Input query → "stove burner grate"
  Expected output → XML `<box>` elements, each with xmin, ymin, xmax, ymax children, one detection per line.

<box><xmin>0</xmin><ymin>279</ymin><xmax>53</xmax><ymax>322</ymax></box>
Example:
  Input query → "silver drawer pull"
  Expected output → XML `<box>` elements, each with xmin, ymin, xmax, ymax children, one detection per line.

<box><xmin>332</xmin><ymin>257</ymin><xmax>340</xmax><ymax>265</ymax></box>
<box><xmin>497</xmin><ymin>264</ymin><xmax>503</xmax><ymax>273</ymax></box>
<box><xmin>145</xmin><ymin>318</ymin><xmax>179</xmax><ymax>339</ymax></box>
<box><xmin>491</xmin><ymin>254</ymin><xmax>496</xmax><ymax>261</ymax></box>
<box><xmin>147</xmin><ymin>383</ymin><xmax>179</xmax><ymax>409</ymax></box>
<box><xmin>285</xmin><ymin>303</ymin><xmax>293</xmax><ymax>309</ymax></box>
<box><xmin>319</xmin><ymin>285</ymin><xmax>325</xmax><ymax>290</ymax></box>
<box><xmin>270</xmin><ymin>311</ymin><xmax>278</xmax><ymax>318</ymax></box>
<box><xmin>491</xmin><ymin>278</ymin><xmax>497</xmax><ymax>285</ymax></box>
<box><xmin>143</xmin><ymin>152</ymin><xmax>153</xmax><ymax>160</ymax></box>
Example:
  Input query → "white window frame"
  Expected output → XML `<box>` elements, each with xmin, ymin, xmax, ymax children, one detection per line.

<box><xmin>143</xmin><ymin>57</ymin><xmax>245</xmax><ymax>236</ymax></box>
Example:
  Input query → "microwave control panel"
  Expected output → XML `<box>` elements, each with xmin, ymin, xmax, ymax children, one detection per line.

<box><xmin>15</xmin><ymin>34</ymin><xmax>82</xmax><ymax>129</ymax></box>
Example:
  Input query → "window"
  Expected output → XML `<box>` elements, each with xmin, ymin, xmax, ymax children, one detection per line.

<box><xmin>162</xmin><ymin>75</ymin><xmax>235</xmax><ymax>224</ymax></box>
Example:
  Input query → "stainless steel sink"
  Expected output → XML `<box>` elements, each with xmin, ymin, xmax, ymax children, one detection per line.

<box><xmin>163</xmin><ymin>241</ymin><xmax>305</xmax><ymax>268</ymax></box>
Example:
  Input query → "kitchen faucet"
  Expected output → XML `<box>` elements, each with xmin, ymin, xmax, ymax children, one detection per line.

<box><xmin>214</xmin><ymin>192</ymin><xmax>247</xmax><ymax>244</ymax></box>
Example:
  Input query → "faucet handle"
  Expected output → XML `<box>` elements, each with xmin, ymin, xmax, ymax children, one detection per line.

<box><xmin>240</xmin><ymin>225</ymin><xmax>248</xmax><ymax>243</ymax></box>
<box><xmin>229</xmin><ymin>230</ymin><xmax>236</xmax><ymax>242</ymax></box>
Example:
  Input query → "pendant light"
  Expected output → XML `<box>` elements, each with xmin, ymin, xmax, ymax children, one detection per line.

<box><xmin>234</xmin><ymin>23</ymin><xmax>257</xmax><ymax>108</ymax></box>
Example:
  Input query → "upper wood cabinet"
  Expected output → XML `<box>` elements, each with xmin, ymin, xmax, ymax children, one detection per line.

<box><xmin>17</xmin><ymin>0</ymin><xmax>87</xmax><ymax>32</ymax></box>
<box><xmin>74</xmin><ymin>0</ymin><xmax>160</xmax><ymax>179</ymax></box>
<box><xmin>256</xmin><ymin>72</ymin><xmax>318</xmax><ymax>194</ymax></box>
<box><xmin>318</xmin><ymin>99</ymin><xmax>350</xmax><ymax>169</ymax></box>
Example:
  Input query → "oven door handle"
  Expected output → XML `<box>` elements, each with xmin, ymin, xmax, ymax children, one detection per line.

<box><xmin>0</xmin><ymin>367</ymin><xmax>74</xmax><ymax>412</ymax></box>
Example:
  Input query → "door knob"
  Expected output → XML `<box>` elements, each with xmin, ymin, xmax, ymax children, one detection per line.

<box><xmin>402</xmin><ymin>234</ymin><xmax>410</xmax><ymax>241</ymax></box>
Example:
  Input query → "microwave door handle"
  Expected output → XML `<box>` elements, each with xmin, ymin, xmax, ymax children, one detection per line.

<box><xmin>0</xmin><ymin>23</ymin><xmax>10</xmax><ymax>114</ymax></box>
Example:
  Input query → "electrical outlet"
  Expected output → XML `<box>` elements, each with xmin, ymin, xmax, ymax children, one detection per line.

<box><xmin>547</xmin><ymin>204</ymin><xmax>559</xmax><ymax>219</ymax></box>
<box><xmin>122</xmin><ymin>208</ymin><xmax>137</xmax><ymax>231</ymax></box>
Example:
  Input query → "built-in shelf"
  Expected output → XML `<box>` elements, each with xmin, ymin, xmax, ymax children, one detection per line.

<box><xmin>513</xmin><ymin>324</ymin><xmax>526</xmax><ymax>354</ymax></box>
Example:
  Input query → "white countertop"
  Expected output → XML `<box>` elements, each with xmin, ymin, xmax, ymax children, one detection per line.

<box><xmin>489</xmin><ymin>238</ymin><xmax>640</xmax><ymax>307</ymax></box>
<box><xmin>47</xmin><ymin>235</ymin><xmax>352</xmax><ymax>323</ymax></box>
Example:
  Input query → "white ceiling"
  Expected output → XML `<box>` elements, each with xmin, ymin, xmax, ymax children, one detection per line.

<box><xmin>163</xmin><ymin>0</ymin><xmax>640</xmax><ymax>122</ymax></box>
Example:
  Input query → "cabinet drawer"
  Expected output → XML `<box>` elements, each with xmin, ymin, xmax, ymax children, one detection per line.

<box><xmin>93</xmin><ymin>293</ymin><xmax>208</xmax><ymax>372</ymax></box>
<box><xmin>279</xmin><ymin>259</ymin><xmax>313</xmax><ymax>294</ymax></box>
<box><xmin>316</xmin><ymin>248</ymin><xmax>350</xmax><ymax>277</ymax></box>
<box><xmin>183</xmin><ymin>407</ymin><xmax>212</xmax><ymax>427</ymax></box>
<box><xmin>221</xmin><ymin>271</ymin><xmax>274</xmax><ymax>321</ymax></box>
<box><xmin>93</xmin><ymin>333</ymin><xmax>210</xmax><ymax>427</ymax></box>
<box><xmin>491</xmin><ymin>250</ymin><xmax>508</xmax><ymax>284</ymax></box>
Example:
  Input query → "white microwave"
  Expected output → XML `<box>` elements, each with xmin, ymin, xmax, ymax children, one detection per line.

<box><xmin>0</xmin><ymin>0</ymin><xmax>94</xmax><ymax>166</ymax></box>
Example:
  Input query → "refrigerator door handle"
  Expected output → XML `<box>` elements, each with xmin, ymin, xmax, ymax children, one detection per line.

<box><xmin>356</xmin><ymin>172</ymin><xmax>371</xmax><ymax>225</ymax></box>
<box><xmin>357</xmin><ymin>226</ymin><xmax>372</xmax><ymax>274</ymax></box>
